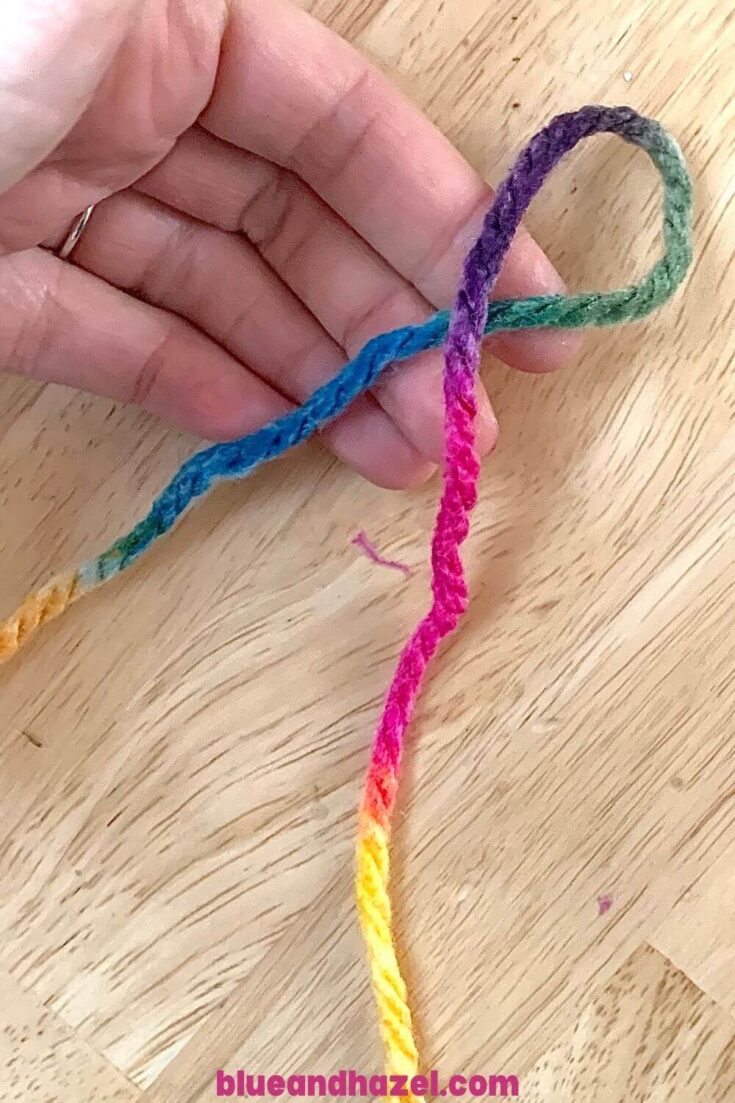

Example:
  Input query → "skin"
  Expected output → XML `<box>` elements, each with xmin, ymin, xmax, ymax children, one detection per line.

<box><xmin>0</xmin><ymin>0</ymin><xmax>581</xmax><ymax>489</ymax></box>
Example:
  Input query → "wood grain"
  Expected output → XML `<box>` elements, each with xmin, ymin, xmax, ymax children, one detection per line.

<box><xmin>651</xmin><ymin>837</ymin><xmax>735</xmax><ymax>1020</ymax></box>
<box><xmin>1</xmin><ymin>0</ymin><xmax>733</xmax><ymax>1100</ymax></box>
<box><xmin>0</xmin><ymin>965</ymin><xmax>142</xmax><ymax>1102</ymax></box>
<box><xmin>522</xmin><ymin>945</ymin><xmax>735</xmax><ymax>1101</ymax></box>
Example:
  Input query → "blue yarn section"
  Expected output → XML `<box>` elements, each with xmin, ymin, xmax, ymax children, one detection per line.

<box><xmin>81</xmin><ymin>310</ymin><xmax>452</xmax><ymax>584</ymax></box>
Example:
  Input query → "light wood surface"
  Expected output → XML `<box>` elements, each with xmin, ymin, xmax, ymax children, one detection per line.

<box><xmin>1</xmin><ymin>1</ymin><xmax>733</xmax><ymax>1100</ymax></box>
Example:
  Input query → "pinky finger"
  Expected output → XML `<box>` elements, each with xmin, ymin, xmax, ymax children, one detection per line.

<box><xmin>1</xmin><ymin>247</ymin><xmax>288</xmax><ymax>440</ymax></box>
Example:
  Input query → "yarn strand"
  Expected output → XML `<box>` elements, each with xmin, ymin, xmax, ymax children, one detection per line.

<box><xmin>0</xmin><ymin>106</ymin><xmax>691</xmax><ymax>666</ymax></box>
<box><xmin>0</xmin><ymin>102</ymin><xmax>692</xmax><ymax>1098</ymax></box>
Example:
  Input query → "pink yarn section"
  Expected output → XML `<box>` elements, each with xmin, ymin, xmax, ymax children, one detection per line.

<box><xmin>363</xmin><ymin>343</ymin><xmax>480</xmax><ymax>821</ymax></box>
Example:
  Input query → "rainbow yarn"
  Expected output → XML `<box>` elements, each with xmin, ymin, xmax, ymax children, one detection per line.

<box><xmin>0</xmin><ymin>106</ymin><xmax>692</xmax><ymax>1088</ymax></box>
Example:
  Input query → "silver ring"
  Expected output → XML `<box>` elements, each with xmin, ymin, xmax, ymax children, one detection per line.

<box><xmin>55</xmin><ymin>204</ymin><xmax>95</xmax><ymax>260</ymax></box>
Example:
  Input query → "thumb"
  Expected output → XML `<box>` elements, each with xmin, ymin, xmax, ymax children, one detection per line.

<box><xmin>0</xmin><ymin>0</ymin><xmax>140</xmax><ymax>194</ymax></box>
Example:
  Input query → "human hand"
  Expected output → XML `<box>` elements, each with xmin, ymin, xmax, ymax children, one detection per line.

<box><xmin>0</xmin><ymin>0</ymin><xmax>579</xmax><ymax>488</ymax></box>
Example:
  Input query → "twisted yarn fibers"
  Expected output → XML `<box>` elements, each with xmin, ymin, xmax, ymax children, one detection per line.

<box><xmin>0</xmin><ymin>106</ymin><xmax>692</xmax><ymax>1092</ymax></box>
<box><xmin>354</xmin><ymin>104</ymin><xmax>691</xmax><ymax>1092</ymax></box>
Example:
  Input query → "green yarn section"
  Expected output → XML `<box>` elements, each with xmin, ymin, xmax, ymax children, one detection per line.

<box><xmin>484</xmin><ymin>118</ymin><xmax>692</xmax><ymax>336</ymax></box>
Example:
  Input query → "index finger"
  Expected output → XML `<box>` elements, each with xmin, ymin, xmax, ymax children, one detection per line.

<box><xmin>201</xmin><ymin>0</ymin><xmax>580</xmax><ymax>373</ymax></box>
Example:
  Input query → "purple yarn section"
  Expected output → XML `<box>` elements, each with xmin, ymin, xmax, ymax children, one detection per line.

<box><xmin>446</xmin><ymin>104</ymin><xmax>652</xmax><ymax>388</ymax></box>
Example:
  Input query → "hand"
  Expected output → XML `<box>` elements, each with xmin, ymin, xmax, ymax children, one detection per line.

<box><xmin>0</xmin><ymin>0</ymin><xmax>579</xmax><ymax>489</ymax></box>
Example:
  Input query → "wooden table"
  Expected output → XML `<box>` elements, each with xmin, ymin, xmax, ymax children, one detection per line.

<box><xmin>1</xmin><ymin>1</ymin><xmax>733</xmax><ymax>1099</ymax></box>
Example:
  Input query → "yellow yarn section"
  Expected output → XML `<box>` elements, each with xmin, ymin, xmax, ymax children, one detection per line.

<box><xmin>356</xmin><ymin>815</ymin><xmax>421</xmax><ymax>1100</ymax></box>
<box><xmin>0</xmin><ymin>573</ymin><xmax>78</xmax><ymax>664</ymax></box>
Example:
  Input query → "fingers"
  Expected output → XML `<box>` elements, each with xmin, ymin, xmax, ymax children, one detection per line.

<box><xmin>0</xmin><ymin>247</ymin><xmax>284</xmax><ymax>436</ymax></box>
<box><xmin>202</xmin><ymin>0</ymin><xmax>582</xmax><ymax>374</ymax></box>
<box><xmin>0</xmin><ymin>237</ymin><xmax>433</xmax><ymax>489</ymax></box>
<box><xmin>136</xmin><ymin>127</ymin><xmax>498</xmax><ymax>462</ymax></box>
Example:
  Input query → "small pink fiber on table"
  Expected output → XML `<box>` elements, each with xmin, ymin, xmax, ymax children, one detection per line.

<box><xmin>352</xmin><ymin>532</ymin><xmax>413</xmax><ymax>578</ymax></box>
<box><xmin>597</xmin><ymin>894</ymin><xmax>613</xmax><ymax>915</ymax></box>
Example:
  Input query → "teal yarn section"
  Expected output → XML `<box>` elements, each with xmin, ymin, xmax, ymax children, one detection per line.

<box><xmin>78</xmin><ymin>107</ymin><xmax>692</xmax><ymax>590</ymax></box>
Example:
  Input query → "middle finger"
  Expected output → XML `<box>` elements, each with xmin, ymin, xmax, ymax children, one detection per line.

<box><xmin>135</xmin><ymin>126</ymin><xmax>500</xmax><ymax>462</ymax></box>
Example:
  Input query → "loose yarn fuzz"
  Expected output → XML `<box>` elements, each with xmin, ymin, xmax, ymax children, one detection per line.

<box><xmin>0</xmin><ymin>106</ymin><xmax>692</xmax><ymax>1090</ymax></box>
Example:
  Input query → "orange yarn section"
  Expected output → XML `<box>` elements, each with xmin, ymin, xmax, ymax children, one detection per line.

<box><xmin>0</xmin><ymin>574</ymin><xmax>79</xmax><ymax>663</ymax></box>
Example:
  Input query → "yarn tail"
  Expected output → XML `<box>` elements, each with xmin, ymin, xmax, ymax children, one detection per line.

<box><xmin>354</xmin><ymin>260</ymin><xmax>480</xmax><ymax>1103</ymax></box>
<box><xmin>0</xmin><ymin>573</ymin><xmax>80</xmax><ymax>662</ymax></box>
<box><xmin>353</xmin><ymin>104</ymin><xmax>693</xmax><ymax>1096</ymax></box>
